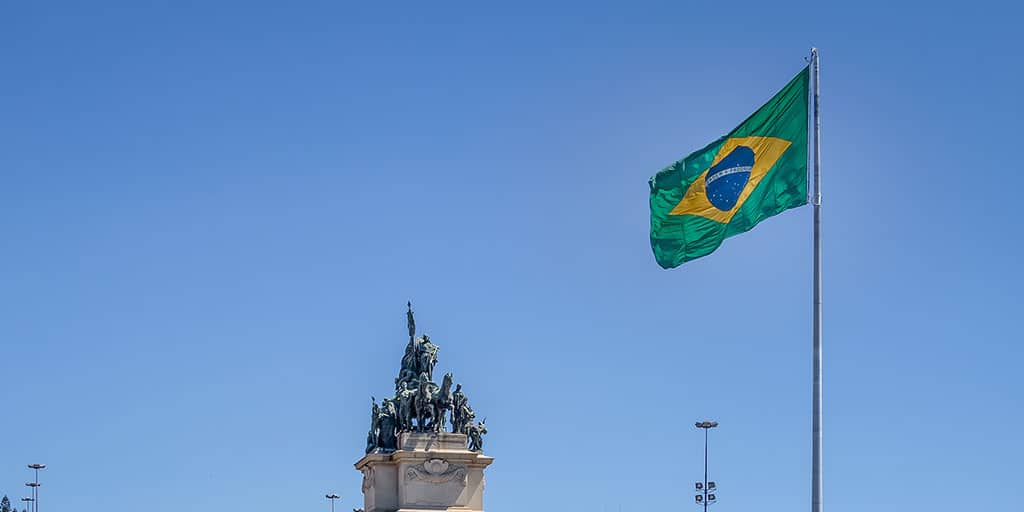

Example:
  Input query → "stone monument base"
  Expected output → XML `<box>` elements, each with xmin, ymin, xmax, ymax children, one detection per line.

<box><xmin>356</xmin><ymin>432</ymin><xmax>493</xmax><ymax>512</ymax></box>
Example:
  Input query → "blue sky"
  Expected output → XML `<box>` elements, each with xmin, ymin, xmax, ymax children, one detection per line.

<box><xmin>2</xmin><ymin>1</ymin><xmax>1022</xmax><ymax>511</ymax></box>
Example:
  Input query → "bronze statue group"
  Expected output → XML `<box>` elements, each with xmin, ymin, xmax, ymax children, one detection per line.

<box><xmin>365</xmin><ymin>304</ymin><xmax>487</xmax><ymax>454</ymax></box>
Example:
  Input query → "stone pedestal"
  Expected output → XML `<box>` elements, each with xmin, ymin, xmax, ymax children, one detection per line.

<box><xmin>356</xmin><ymin>433</ymin><xmax>493</xmax><ymax>512</ymax></box>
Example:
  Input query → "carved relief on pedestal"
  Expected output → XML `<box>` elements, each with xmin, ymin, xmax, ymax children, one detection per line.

<box><xmin>361</xmin><ymin>466</ymin><xmax>374</xmax><ymax>492</ymax></box>
<box><xmin>405</xmin><ymin>458</ymin><xmax>468</xmax><ymax>487</ymax></box>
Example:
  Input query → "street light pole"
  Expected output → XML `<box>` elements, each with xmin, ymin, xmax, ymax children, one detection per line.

<box><xmin>24</xmin><ymin>484</ymin><xmax>39</xmax><ymax>512</ymax></box>
<box><xmin>27</xmin><ymin>464</ymin><xmax>45</xmax><ymax>512</ymax></box>
<box><xmin>20</xmin><ymin>497</ymin><xmax>33</xmax><ymax>512</ymax></box>
<box><xmin>694</xmin><ymin>421</ymin><xmax>719</xmax><ymax>512</ymax></box>
<box><xmin>326</xmin><ymin>493</ymin><xmax>341</xmax><ymax>512</ymax></box>
<box><xmin>703</xmin><ymin>425</ymin><xmax>708</xmax><ymax>512</ymax></box>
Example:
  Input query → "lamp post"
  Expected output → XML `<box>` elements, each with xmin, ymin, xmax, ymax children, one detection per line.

<box><xmin>694</xmin><ymin>421</ymin><xmax>719</xmax><ymax>512</ymax></box>
<box><xmin>326</xmin><ymin>493</ymin><xmax>341</xmax><ymax>512</ymax></box>
<box><xmin>20</xmin><ymin>497</ymin><xmax>33</xmax><ymax>512</ymax></box>
<box><xmin>27</xmin><ymin>464</ymin><xmax>45</xmax><ymax>512</ymax></box>
<box><xmin>24</xmin><ymin>484</ymin><xmax>39</xmax><ymax>512</ymax></box>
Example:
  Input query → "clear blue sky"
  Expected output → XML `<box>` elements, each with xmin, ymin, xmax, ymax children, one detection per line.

<box><xmin>2</xmin><ymin>1</ymin><xmax>1022</xmax><ymax>511</ymax></box>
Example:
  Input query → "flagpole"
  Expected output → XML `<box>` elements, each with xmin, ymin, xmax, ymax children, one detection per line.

<box><xmin>810</xmin><ymin>47</ymin><xmax>823</xmax><ymax>512</ymax></box>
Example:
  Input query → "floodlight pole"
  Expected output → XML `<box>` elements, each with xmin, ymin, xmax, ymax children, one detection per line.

<box><xmin>695</xmin><ymin>421</ymin><xmax>718</xmax><ymax>512</ymax></box>
<box><xmin>703</xmin><ymin>426</ymin><xmax>709</xmax><ymax>512</ymax></box>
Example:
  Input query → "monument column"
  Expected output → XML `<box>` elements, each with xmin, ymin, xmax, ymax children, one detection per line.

<box><xmin>356</xmin><ymin>432</ymin><xmax>492</xmax><ymax>512</ymax></box>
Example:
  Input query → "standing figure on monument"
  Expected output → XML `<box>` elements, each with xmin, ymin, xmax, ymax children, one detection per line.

<box><xmin>376</xmin><ymin>399</ymin><xmax>398</xmax><ymax>451</ymax></box>
<box><xmin>395</xmin><ymin>381</ymin><xmax>416</xmax><ymax>432</ymax></box>
<box><xmin>365</xmin><ymin>397</ymin><xmax>380</xmax><ymax>453</ymax></box>
<box><xmin>450</xmin><ymin>384</ymin><xmax>467</xmax><ymax>433</ymax></box>
<box><xmin>416</xmin><ymin>334</ymin><xmax>439</xmax><ymax>381</ymax></box>
<box><xmin>456</xmin><ymin>399</ymin><xmax>475</xmax><ymax>435</ymax></box>
<box><xmin>414</xmin><ymin>371</ymin><xmax>437</xmax><ymax>432</ymax></box>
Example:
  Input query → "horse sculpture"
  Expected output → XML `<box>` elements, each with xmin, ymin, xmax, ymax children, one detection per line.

<box><xmin>431</xmin><ymin>373</ymin><xmax>454</xmax><ymax>433</ymax></box>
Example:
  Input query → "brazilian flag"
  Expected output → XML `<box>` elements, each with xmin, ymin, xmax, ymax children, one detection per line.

<box><xmin>649</xmin><ymin>67</ymin><xmax>809</xmax><ymax>268</ymax></box>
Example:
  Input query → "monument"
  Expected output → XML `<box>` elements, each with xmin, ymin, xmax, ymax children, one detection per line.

<box><xmin>355</xmin><ymin>303</ymin><xmax>493</xmax><ymax>512</ymax></box>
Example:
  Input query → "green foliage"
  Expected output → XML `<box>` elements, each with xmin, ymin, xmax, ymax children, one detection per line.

<box><xmin>0</xmin><ymin>494</ymin><xmax>27</xmax><ymax>512</ymax></box>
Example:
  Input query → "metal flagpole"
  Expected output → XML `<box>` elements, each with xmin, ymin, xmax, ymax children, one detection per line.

<box><xmin>810</xmin><ymin>47</ymin><xmax>823</xmax><ymax>512</ymax></box>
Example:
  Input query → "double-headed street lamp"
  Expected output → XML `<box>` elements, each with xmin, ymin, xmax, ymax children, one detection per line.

<box><xmin>20</xmin><ymin>497</ymin><xmax>33</xmax><ymax>512</ymax></box>
<box><xmin>325</xmin><ymin>493</ymin><xmax>341</xmax><ymax>512</ymax></box>
<box><xmin>694</xmin><ymin>421</ymin><xmax>719</xmax><ymax>512</ymax></box>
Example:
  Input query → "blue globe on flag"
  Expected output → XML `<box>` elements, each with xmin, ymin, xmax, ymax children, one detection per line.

<box><xmin>705</xmin><ymin>146</ymin><xmax>755</xmax><ymax>211</ymax></box>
